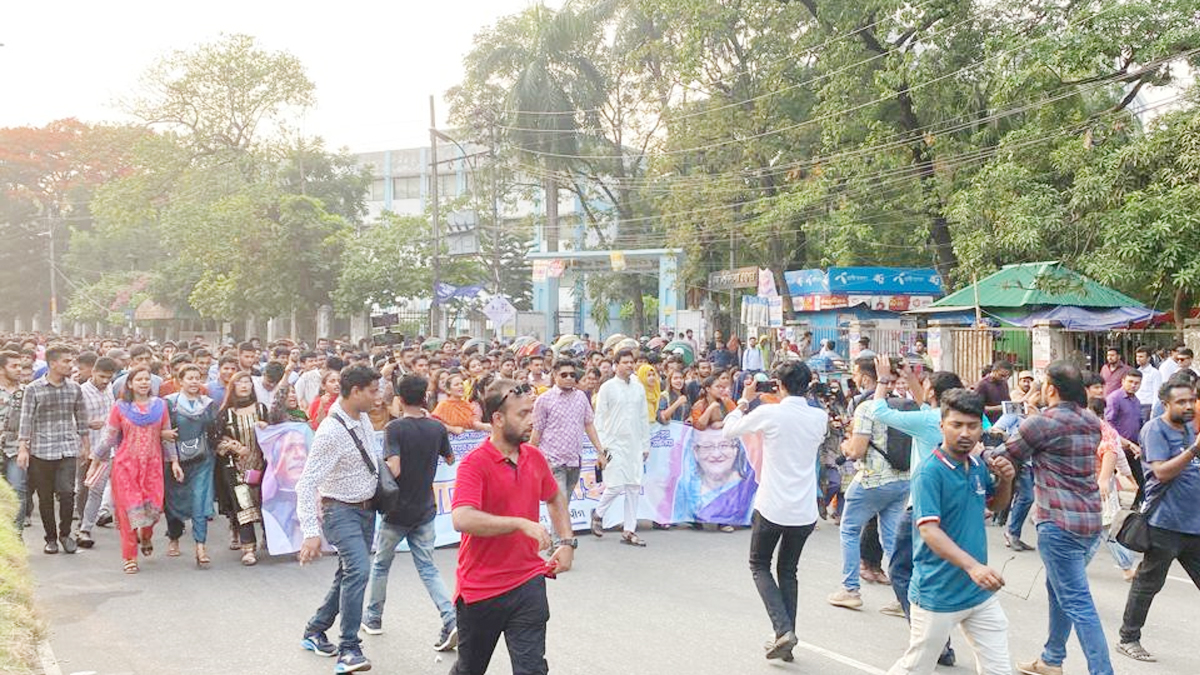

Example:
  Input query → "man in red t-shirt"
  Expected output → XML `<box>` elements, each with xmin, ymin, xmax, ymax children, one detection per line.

<box><xmin>450</xmin><ymin>378</ymin><xmax>575</xmax><ymax>675</ymax></box>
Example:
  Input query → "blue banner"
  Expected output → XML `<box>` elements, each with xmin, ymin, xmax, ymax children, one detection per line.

<box><xmin>827</xmin><ymin>267</ymin><xmax>943</xmax><ymax>296</ymax></box>
<box><xmin>784</xmin><ymin>269</ymin><xmax>830</xmax><ymax>296</ymax></box>
<box><xmin>434</xmin><ymin>282</ymin><xmax>485</xmax><ymax>305</ymax></box>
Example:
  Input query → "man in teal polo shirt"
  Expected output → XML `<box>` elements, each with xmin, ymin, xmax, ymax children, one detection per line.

<box><xmin>887</xmin><ymin>389</ymin><xmax>1015</xmax><ymax>675</ymax></box>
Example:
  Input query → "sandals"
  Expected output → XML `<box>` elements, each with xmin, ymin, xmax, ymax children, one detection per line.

<box><xmin>590</xmin><ymin>512</ymin><xmax>604</xmax><ymax>538</ymax></box>
<box><xmin>1117</xmin><ymin>641</ymin><xmax>1156</xmax><ymax>662</ymax></box>
<box><xmin>240</xmin><ymin>545</ymin><xmax>258</xmax><ymax>566</ymax></box>
<box><xmin>229</xmin><ymin>530</ymin><xmax>242</xmax><ymax>551</ymax></box>
<box><xmin>719</xmin><ymin>525</ymin><xmax>736</xmax><ymax>533</ymax></box>
<box><xmin>167</xmin><ymin>539</ymin><xmax>181</xmax><ymax>557</ymax></box>
<box><xmin>139</xmin><ymin>533</ymin><xmax>154</xmax><ymax>557</ymax></box>
<box><xmin>196</xmin><ymin>544</ymin><xmax>211</xmax><ymax>569</ymax></box>
<box><xmin>620</xmin><ymin>533</ymin><xmax>647</xmax><ymax>547</ymax></box>
<box><xmin>123</xmin><ymin>559</ymin><xmax>140</xmax><ymax>575</ymax></box>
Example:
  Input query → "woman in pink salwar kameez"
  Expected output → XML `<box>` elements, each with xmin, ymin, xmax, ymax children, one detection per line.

<box><xmin>87</xmin><ymin>367</ymin><xmax>181</xmax><ymax>574</ymax></box>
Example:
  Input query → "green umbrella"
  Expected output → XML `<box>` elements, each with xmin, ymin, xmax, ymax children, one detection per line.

<box><xmin>421</xmin><ymin>337</ymin><xmax>445</xmax><ymax>352</ymax></box>
<box><xmin>664</xmin><ymin>340</ymin><xmax>696</xmax><ymax>366</ymax></box>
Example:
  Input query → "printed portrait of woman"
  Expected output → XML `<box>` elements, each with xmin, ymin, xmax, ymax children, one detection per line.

<box><xmin>259</xmin><ymin>423</ymin><xmax>312</xmax><ymax>553</ymax></box>
<box><xmin>671</xmin><ymin>427</ymin><xmax>757</xmax><ymax>526</ymax></box>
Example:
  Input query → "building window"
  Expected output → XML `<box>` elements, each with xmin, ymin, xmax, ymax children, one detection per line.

<box><xmin>370</xmin><ymin>178</ymin><xmax>386</xmax><ymax>201</ymax></box>
<box><xmin>393</xmin><ymin>176</ymin><xmax>421</xmax><ymax>200</ymax></box>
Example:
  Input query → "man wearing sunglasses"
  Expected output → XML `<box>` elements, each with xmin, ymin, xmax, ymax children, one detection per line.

<box><xmin>530</xmin><ymin>359</ymin><xmax>605</xmax><ymax>507</ymax></box>
<box><xmin>450</xmin><ymin>378</ymin><xmax>575</xmax><ymax>675</ymax></box>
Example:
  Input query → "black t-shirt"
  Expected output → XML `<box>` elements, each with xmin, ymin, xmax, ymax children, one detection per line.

<box><xmin>383</xmin><ymin>416</ymin><xmax>453</xmax><ymax>527</ymax></box>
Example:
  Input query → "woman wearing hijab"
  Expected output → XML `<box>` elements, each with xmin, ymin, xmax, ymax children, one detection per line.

<box><xmin>163</xmin><ymin>364</ymin><xmax>219</xmax><ymax>567</ymax></box>
<box><xmin>637</xmin><ymin>364</ymin><xmax>663</xmax><ymax>424</ymax></box>
<box><xmin>215</xmin><ymin>371</ymin><xmax>269</xmax><ymax>566</ymax></box>
<box><xmin>86</xmin><ymin>366</ymin><xmax>179</xmax><ymax>574</ymax></box>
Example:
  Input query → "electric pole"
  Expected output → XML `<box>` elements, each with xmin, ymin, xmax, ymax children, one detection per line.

<box><xmin>429</xmin><ymin>95</ymin><xmax>442</xmax><ymax>338</ymax></box>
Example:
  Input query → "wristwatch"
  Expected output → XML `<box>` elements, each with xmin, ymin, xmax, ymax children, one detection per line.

<box><xmin>559</xmin><ymin>538</ymin><xmax>579</xmax><ymax>549</ymax></box>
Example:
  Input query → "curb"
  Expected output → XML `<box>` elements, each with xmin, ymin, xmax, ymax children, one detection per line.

<box><xmin>37</xmin><ymin>641</ymin><xmax>62</xmax><ymax>675</ymax></box>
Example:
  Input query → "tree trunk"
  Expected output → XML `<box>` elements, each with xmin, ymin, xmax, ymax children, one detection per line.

<box><xmin>1174</xmin><ymin>287</ymin><xmax>1190</xmax><ymax>343</ymax></box>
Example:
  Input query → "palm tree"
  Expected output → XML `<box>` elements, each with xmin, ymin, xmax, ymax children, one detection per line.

<box><xmin>466</xmin><ymin>1</ymin><xmax>613</xmax><ymax>336</ymax></box>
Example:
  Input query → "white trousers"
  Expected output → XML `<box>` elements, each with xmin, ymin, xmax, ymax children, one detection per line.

<box><xmin>887</xmin><ymin>595</ymin><xmax>1010</xmax><ymax>675</ymax></box>
<box><xmin>595</xmin><ymin>484</ymin><xmax>640</xmax><ymax>534</ymax></box>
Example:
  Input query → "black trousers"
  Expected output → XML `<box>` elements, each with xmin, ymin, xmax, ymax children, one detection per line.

<box><xmin>28</xmin><ymin>456</ymin><xmax>76</xmax><ymax>542</ymax></box>
<box><xmin>1120</xmin><ymin>526</ymin><xmax>1200</xmax><ymax>643</ymax></box>
<box><xmin>749</xmin><ymin>510</ymin><xmax>814</xmax><ymax>638</ymax></box>
<box><xmin>861</xmin><ymin>515</ymin><xmax>883</xmax><ymax>567</ymax></box>
<box><xmin>452</xmin><ymin>576</ymin><xmax>549</xmax><ymax>675</ymax></box>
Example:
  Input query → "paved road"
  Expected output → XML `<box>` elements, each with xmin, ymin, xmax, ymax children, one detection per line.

<box><xmin>27</xmin><ymin>517</ymin><xmax>1200</xmax><ymax>675</ymax></box>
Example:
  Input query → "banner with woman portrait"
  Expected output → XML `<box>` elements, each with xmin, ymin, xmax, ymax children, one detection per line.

<box><xmin>258</xmin><ymin>421</ymin><xmax>760</xmax><ymax>554</ymax></box>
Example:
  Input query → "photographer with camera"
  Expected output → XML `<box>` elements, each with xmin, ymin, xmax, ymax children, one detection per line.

<box><xmin>722</xmin><ymin>361</ymin><xmax>827</xmax><ymax>662</ymax></box>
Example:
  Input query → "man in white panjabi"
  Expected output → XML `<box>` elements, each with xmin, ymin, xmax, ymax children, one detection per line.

<box><xmin>591</xmin><ymin>348</ymin><xmax>651</xmax><ymax>547</ymax></box>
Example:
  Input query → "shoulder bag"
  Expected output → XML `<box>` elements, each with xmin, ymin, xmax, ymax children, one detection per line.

<box><xmin>333</xmin><ymin>413</ymin><xmax>400</xmax><ymax>513</ymax></box>
<box><xmin>1112</xmin><ymin>424</ymin><xmax>1184</xmax><ymax>552</ymax></box>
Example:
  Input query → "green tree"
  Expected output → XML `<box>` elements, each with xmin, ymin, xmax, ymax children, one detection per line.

<box><xmin>1082</xmin><ymin>92</ymin><xmax>1200</xmax><ymax>325</ymax></box>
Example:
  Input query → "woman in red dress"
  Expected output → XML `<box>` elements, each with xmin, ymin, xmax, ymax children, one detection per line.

<box><xmin>86</xmin><ymin>366</ymin><xmax>181</xmax><ymax>574</ymax></box>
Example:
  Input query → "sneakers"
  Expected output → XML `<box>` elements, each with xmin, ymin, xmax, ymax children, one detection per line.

<box><xmin>96</xmin><ymin>512</ymin><xmax>113</xmax><ymax>528</ymax></box>
<box><xmin>1017</xmin><ymin>658</ymin><xmax>1063</xmax><ymax>675</ymax></box>
<box><xmin>434</xmin><ymin>623</ymin><xmax>459</xmax><ymax>652</ymax></box>
<box><xmin>360</xmin><ymin>619</ymin><xmax>383</xmax><ymax>636</ymax></box>
<box><xmin>1116</xmin><ymin>640</ymin><xmax>1157</xmax><ymax>662</ymax></box>
<box><xmin>765</xmin><ymin>631</ymin><xmax>799</xmax><ymax>661</ymax></box>
<box><xmin>59</xmin><ymin>535</ymin><xmax>78</xmax><ymax>554</ymax></box>
<box><xmin>879</xmin><ymin>600</ymin><xmax>906</xmax><ymax>618</ymax></box>
<box><xmin>300</xmin><ymin>632</ymin><xmax>338</xmax><ymax>657</ymax></box>
<box><xmin>827</xmin><ymin>588</ymin><xmax>863</xmax><ymax>609</ymax></box>
<box><xmin>43</xmin><ymin>539</ymin><xmax>59</xmax><ymax>555</ymax></box>
<box><xmin>937</xmin><ymin>647</ymin><xmax>956</xmax><ymax>667</ymax></box>
<box><xmin>762</xmin><ymin>635</ymin><xmax>795</xmax><ymax>662</ymax></box>
<box><xmin>335</xmin><ymin>648</ymin><xmax>372</xmax><ymax>673</ymax></box>
<box><xmin>75</xmin><ymin>531</ymin><xmax>95</xmax><ymax>549</ymax></box>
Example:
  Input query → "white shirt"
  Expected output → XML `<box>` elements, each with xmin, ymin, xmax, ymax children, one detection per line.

<box><xmin>742</xmin><ymin>346</ymin><xmax>765</xmax><ymax>371</ymax></box>
<box><xmin>295</xmin><ymin>368</ymin><xmax>323</xmax><ymax>409</ymax></box>
<box><xmin>1159</xmin><ymin>358</ymin><xmax>1180</xmax><ymax>380</ymax></box>
<box><xmin>722</xmin><ymin>396</ymin><xmax>826</xmax><ymax>526</ymax></box>
<box><xmin>294</xmin><ymin>401</ymin><xmax>379</xmax><ymax>538</ymax></box>
<box><xmin>594</xmin><ymin>375</ymin><xmax>651</xmax><ymax>486</ymax></box>
<box><xmin>1135</xmin><ymin>364</ymin><xmax>1162</xmax><ymax>406</ymax></box>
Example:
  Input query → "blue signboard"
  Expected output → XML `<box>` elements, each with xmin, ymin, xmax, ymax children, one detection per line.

<box><xmin>784</xmin><ymin>269</ymin><xmax>830</xmax><ymax>296</ymax></box>
<box><xmin>827</xmin><ymin>267</ymin><xmax>942</xmax><ymax>296</ymax></box>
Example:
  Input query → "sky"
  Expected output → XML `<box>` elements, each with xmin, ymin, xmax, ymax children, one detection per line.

<box><xmin>1</xmin><ymin>0</ymin><xmax>563</xmax><ymax>151</ymax></box>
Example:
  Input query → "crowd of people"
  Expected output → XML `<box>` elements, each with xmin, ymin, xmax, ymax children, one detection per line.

<box><xmin>1</xmin><ymin>329</ymin><xmax>1198</xmax><ymax>675</ymax></box>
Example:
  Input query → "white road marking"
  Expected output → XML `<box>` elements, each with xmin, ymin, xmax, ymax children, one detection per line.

<box><xmin>797</xmin><ymin>639</ymin><xmax>888</xmax><ymax>675</ymax></box>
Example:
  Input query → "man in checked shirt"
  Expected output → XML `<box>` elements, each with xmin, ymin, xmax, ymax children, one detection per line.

<box><xmin>994</xmin><ymin>361</ymin><xmax>1113</xmax><ymax>675</ymax></box>
<box><xmin>17</xmin><ymin>345</ymin><xmax>91</xmax><ymax>555</ymax></box>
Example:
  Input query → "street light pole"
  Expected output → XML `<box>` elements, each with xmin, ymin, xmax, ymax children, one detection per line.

<box><xmin>429</xmin><ymin>95</ymin><xmax>441</xmax><ymax>338</ymax></box>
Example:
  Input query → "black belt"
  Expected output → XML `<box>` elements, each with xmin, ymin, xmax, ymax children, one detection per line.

<box><xmin>321</xmin><ymin>496</ymin><xmax>373</xmax><ymax>510</ymax></box>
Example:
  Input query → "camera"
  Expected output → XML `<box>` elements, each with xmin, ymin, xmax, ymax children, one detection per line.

<box><xmin>753</xmin><ymin>372</ymin><xmax>777</xmax><ymax>393</ymax></box>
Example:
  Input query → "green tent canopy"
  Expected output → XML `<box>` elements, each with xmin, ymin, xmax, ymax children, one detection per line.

<box><xmin>931</xmin><ymin>262</ymin><xmax>1142</xmax><ymax>309</ymax></box>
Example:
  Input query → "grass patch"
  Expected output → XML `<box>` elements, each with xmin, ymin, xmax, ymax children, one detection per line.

<box><xmin>0</xmin><ymin>481</ymin><xmax>40</xmax><ymax>675</ymax></box>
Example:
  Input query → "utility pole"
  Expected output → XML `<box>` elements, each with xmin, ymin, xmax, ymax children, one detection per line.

<box><xmin>429</xmin><ymin>95</ymin><xmax>442</xmax><ymax>338</ymax></box>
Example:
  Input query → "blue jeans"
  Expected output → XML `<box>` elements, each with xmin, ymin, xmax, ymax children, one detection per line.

<box><xmin>1</xmin><ymin>453</ymin><xmax>27</xmax><ymax>529</ymax></box>
<box><xmin>1036</xmin><ymin>522</ymin><xmax>1113</xmax><ymax>675</ymax></box>
<box><xmin>1006</xmin><ymin>466</ymin><xmax>1034</xmax><ymax>541</ymax></box>
<box><xmin>839</xmin><ymin>479</ymin><xmax>909</xmax><ymax>591</ymax></box>
<box><xmin>364</xmin><ymin>517</ymin><xmax>455</xmax><ymax>629</ymax></box>
<box><xmin>304</xmin><ymin>501</ymin><xmax>376</xmax><ymax>654</ymax></box>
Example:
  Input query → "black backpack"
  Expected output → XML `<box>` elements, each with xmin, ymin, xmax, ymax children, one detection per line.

<box><xmin>868</xmin><ymin>397</ymin><xmax>919</xmax><ymax>472</ymax></box>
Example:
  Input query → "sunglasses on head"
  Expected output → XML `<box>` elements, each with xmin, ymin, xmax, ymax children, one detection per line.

<box><xmin>501</xmin><ymin>383</ymin><xmax>533</xmax><ymax>405</ymax></box>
